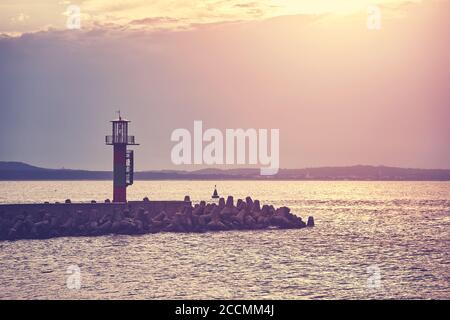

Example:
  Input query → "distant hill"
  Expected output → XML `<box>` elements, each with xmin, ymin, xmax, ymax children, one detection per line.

<box><xmin>0</xmin><ymin>162</ymin><xmax>111</xmax><ymax>180</ymax></box>
<box><xmin>0</xmin><ymin>162</ymin><xmax>45</xmax><ymax>171</ymax></box>
<box><xmin>0</xmin><ymin>161</ymin><xmax>449</xmax><ymax>181</ymax></box>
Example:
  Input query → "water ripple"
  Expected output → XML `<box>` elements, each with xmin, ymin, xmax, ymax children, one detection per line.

<box><xmin>0</xmin><ymin>181</ymin><xmax>449</xmax><ymax>299</ymax></box>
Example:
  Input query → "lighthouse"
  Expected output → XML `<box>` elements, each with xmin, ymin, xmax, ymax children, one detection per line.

<box><xmin>105</xmin><ymin>113</ymin><xmax>139</xmax><ymax>202</ymax></box>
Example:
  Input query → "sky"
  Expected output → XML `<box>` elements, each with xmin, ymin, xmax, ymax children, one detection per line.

<box><xmin>0</xmin><ymin>0</ymin><xmax>449</xmax><ymax>171</ymax></box>
<box><xmin>0</xmin><ymin>0</ymin><xmax>421</xmax><ymax>35</ymax></box>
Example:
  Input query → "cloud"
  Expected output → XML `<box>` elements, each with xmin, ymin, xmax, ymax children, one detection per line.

<box><xmin>1</xmin><ymin>0</ymin><xmax>423</xmax><ymax>36</ymax></box>
<box><xmin>80</xmin><ymin>0</ymin><xmax>150</xmax><ymax>13</ymax></box>
<box><xmin>130</xmin><ymin>17</ymin><xmax>182</xmax><ymax>25</ymax></box>
<box><xmin>234</xmin><ymin>2</ymin><xmax>259</xmax><ymax>8</ymax></box>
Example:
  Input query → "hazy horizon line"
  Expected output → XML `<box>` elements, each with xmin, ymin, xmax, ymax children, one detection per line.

<box><xmin>1</xmin><ymin>160</ymin><xmax>450</xmax><ymax>173</ymax></box>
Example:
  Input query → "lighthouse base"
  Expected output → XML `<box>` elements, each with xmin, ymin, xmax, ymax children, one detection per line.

<box><xmin>113</xmin><ymin>186</ymin><xmax>126</xmax><ymax>203</ymax></box>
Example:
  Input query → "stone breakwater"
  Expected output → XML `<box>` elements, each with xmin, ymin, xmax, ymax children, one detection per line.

<box><xmin>0</xmin><ymin>196</ymin><xmax>314</xmax><ymax>241</ymax></box>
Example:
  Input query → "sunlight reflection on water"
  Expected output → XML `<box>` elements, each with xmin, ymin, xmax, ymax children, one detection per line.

<box><xmin>0</xmin><ymin>181</ymin><xmax>449</xmax><ymax>299</ymax></box>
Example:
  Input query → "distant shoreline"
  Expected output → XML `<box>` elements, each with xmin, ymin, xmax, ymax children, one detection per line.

<box><xmin>1</xmin><ymin>161</ymin><xmax>450</xmax><ymax>181</ymax></box>
<box><xmin>1</xmin><ymin>179</ymin><xmax>450</xmax><ymax>182</ymax></box>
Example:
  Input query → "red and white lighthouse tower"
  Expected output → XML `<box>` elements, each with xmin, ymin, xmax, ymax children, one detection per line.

<box><xmin>106</xmin><ymin>113</ymin><xmax>139</xmax><ymax>203</ymax></box>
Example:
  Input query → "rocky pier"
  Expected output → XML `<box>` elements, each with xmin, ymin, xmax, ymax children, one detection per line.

<box><xmin>0</xmin><ymin>196</ymin><xmax>314</xmax><ymax>241</ymax></box>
